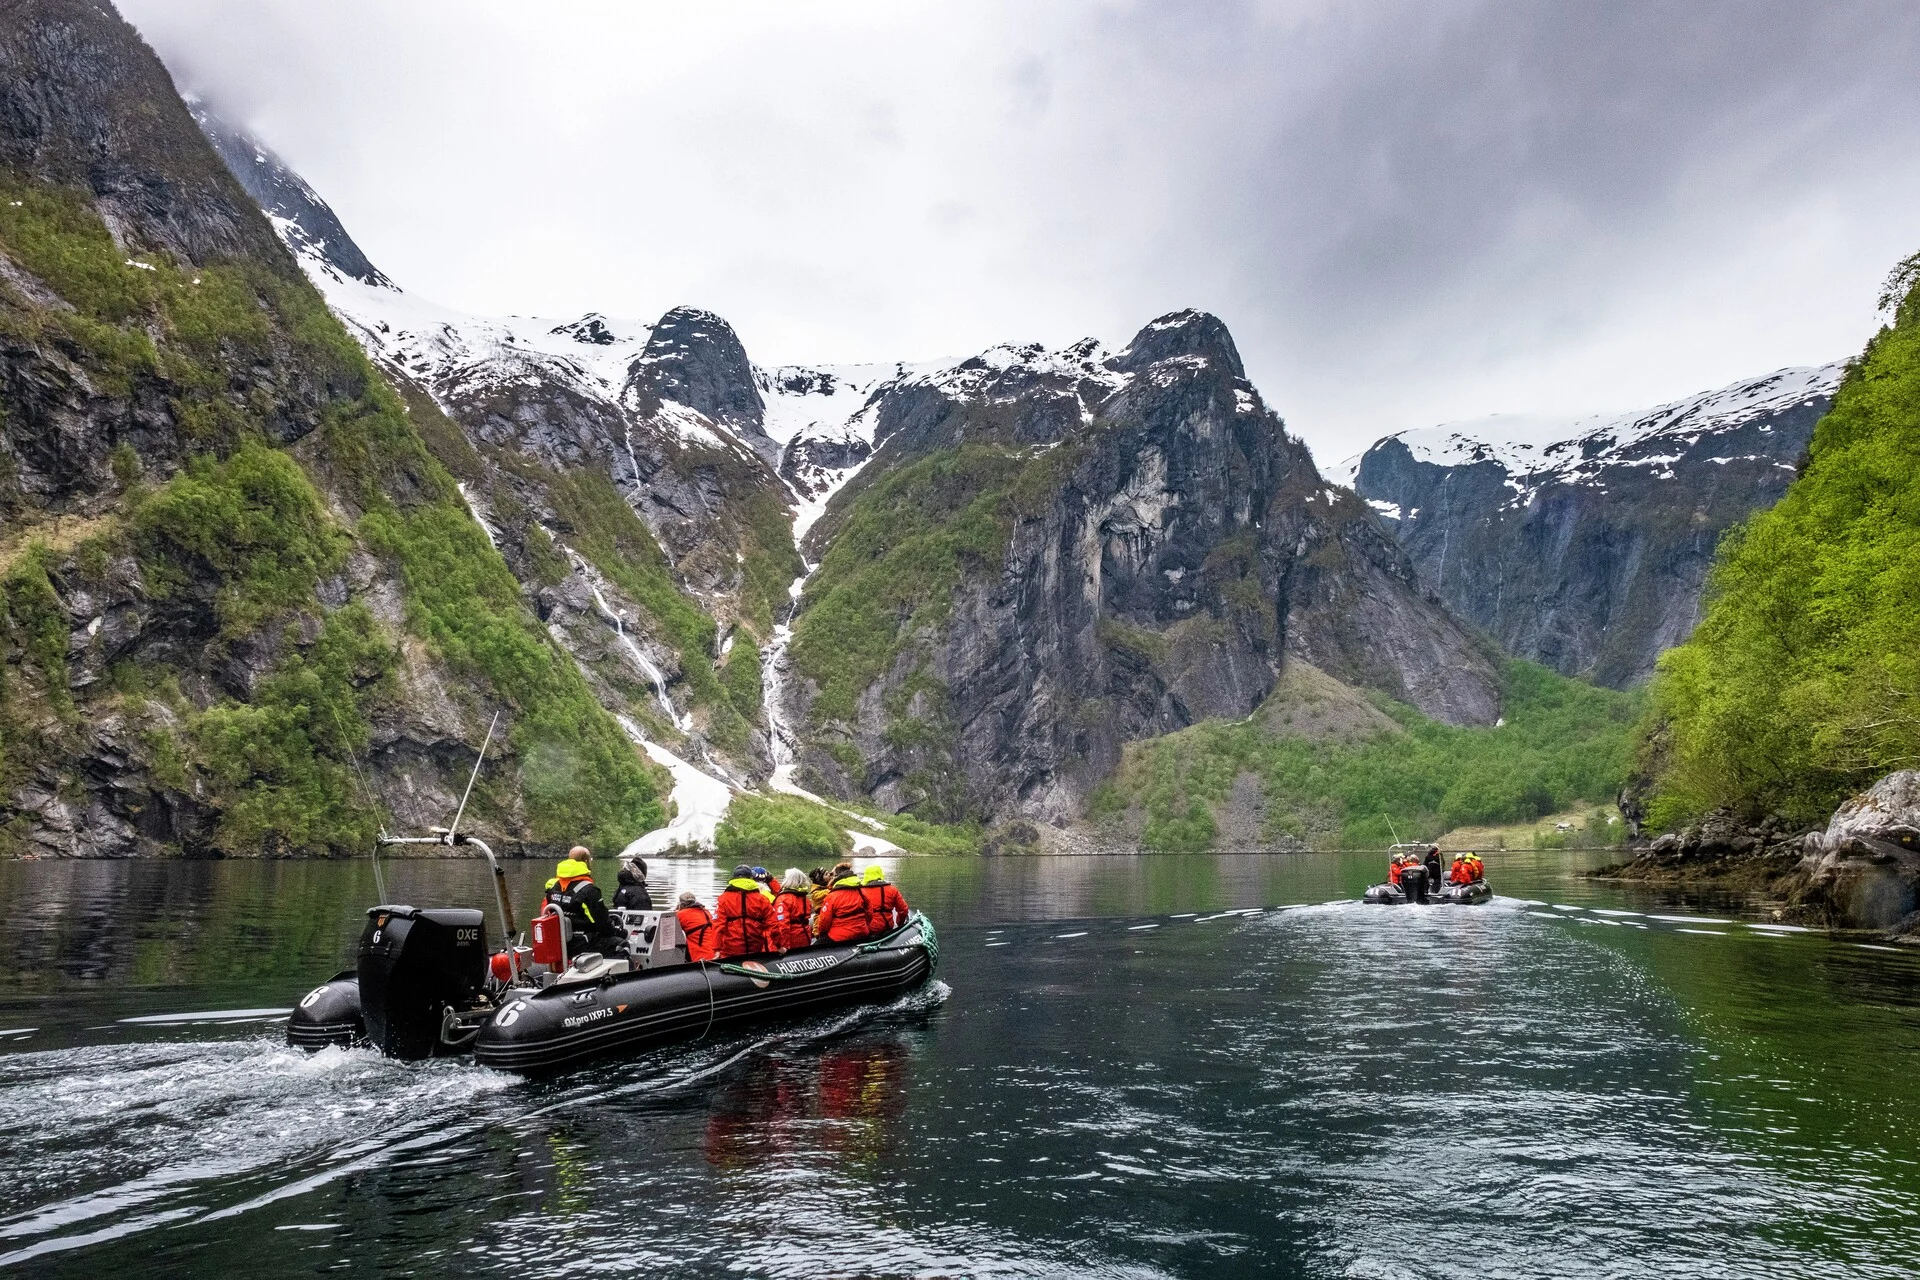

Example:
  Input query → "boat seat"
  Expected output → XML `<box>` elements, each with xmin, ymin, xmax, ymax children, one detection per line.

<box><xmin>551</xmin><ymin>953</ymin><xmax>631</xmax><ymax>986</ymax></box>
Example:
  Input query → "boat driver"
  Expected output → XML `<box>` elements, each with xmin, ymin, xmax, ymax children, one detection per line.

<box><xmin>546</xmin><ymin>846</ymin><xmax>621</xmax><ymax>956</ymax></box>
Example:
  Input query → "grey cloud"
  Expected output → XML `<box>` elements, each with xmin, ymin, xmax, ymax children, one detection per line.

<box><xmin>117</xmin><ymin>0</ymin><xmax>1920</xmax><ymax>465</ymax></box>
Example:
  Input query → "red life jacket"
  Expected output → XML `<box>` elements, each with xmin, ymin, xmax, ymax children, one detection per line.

<box><xmin>1388</xmin><ymin>861</ymin><xmax>1403</xmax><ymax>886</ymax></box>
<box><xmin>712</xmin><ymin>879</ymin><xmax>775</xmax><ymax>958</ymax></box>
<box><xmin>772</xmin><ymin>888</ymin><xmax>813</xmax><ymax>951</ymax></box>
<box><xmin>677</xmin><ymin>904</ymin><xmax>717</xmax><ymax>962</ymax></box>
<box><xmin>860</xmin><ymin>880</ymin><xmax>909</xmax><ymax>934</ymax></box>
<box><xmin>816</xmin><ymin>879</ymin><xmax>875</xmax><ymax>944</ymax></box>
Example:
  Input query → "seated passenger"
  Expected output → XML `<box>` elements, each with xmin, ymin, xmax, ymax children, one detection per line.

<box><xmin>814</xmin><ymin>865</ymin><xmax>874</xmax><ymax>945</ymax></box>
<box><xmin>676</xmin><ymin>892</ymin><xmax>717</xmax><ymax>962</ymax></box>
<box><xmin>612</xmin><ymin>856</ymin><xmax>653</xmax><ymax>910</ymax></box>
<box><xmin>1449</xmin><ymin>854</ymin><xmax>1469</xmax><ymax>885</ymax></box>
<box><xmin>546</xmin><ymin>846</ymin><xmax>621</xmax><ymax>955</ymax></box>
<box><xmin>713</xmin><ymin>864</ymin><xmax>776</xmax><ymax>959</ymax></box>
<box><xmin>772</xmin><ymin>868</ymin><xmax>814</xmax><ymax>951</ymax></box>
<box><xmin>1467</xmin><ymin>853</ymin><xmax>1486</xmax><ymax>882</ymax></box>
<box><xmin>807</xmin><ymin>867</ymin><xmax>833</xmax><ymax>912</ymax></box>
<box><xmin>860</xmin><ymin>864</ymin><xmax>910</xmax><ymax>933</ymax></box>
<box><xmin>1387</xmin><ymin>855</ymin><xmax>1405</xmax><ymax>887</ymax></box>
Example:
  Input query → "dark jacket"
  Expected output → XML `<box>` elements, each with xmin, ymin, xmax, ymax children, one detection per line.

<box><xmin>548</xmin><ymin>876</ymin><xmax>617</xmax><ymax>944</ymax></box>
<box><xmin>612</xmin><ymin>866</ymin><xmax>653</xmax><ymax>911</ymax></box>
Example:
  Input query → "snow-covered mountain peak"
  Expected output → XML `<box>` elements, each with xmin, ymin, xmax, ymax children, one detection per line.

<box><xmin>1350</xmin><ymin>362</ymin><xmax>1845</xmax><ymax>499</ymax></box>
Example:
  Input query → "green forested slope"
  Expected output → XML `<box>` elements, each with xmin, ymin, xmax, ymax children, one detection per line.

<box><xmin>1646</xmin><ymin>259</ymin><xmax>1920</xmax><ymax>829</ymax></box>
<box><xmin>1092</xmin><ymin>660</ymin><xmax>1640</xmax><ymax>850</ymax></box>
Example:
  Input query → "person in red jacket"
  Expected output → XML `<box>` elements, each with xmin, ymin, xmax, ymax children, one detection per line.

<box><xmin>859</xmin><ymin>864</ymin><xmax>910</xmax><ymax>933</ymax></box>
<box><xmin>771</xmin><ymin>868</ymin><xmax>814</xmax><ymax>951</ymax></box>
<box><xmin>713</xmin><ymin>864</ymin><xmax>776</xmax><ymax>958</ymax></box>
<box><xmin>814</xmin><ymin>868</ymin><xmax>875</xmax><ymax>945</ymax></box>
<box><xmin>676</xmin><ymin>892</ymin><xmax>717</xmax><ymax>962</ymax></box>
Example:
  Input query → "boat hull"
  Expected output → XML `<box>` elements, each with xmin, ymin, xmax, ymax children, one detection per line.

<box><xmin>474</xmin><ymin>916</ymin><xmax>937</xmax><ymax>1075</ymax></box>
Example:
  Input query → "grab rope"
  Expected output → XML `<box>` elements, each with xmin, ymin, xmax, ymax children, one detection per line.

<box><xmin>696</xmin><ymin>959</ymin><xmax>716</xmax><ymax>1042</ymax></box>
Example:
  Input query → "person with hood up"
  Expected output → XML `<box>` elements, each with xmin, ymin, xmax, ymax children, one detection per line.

<box><xmin>859</xmin><ymin>864</ymin><xmax>910</xmax><ymax>934</ymax></box>
<box><xmin>713</xmin><ymin>864</ymin><xmax>776</xmax><ymax>959</ymax></box>
<box><xmin>612</xmin><ymin>856</ymin><xmax>653</xmax><ymax>910</ymax></box>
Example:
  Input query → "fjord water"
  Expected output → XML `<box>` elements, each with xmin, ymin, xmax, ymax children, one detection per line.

<box><xmin>1</xmin><ymin>854</ymin><xmax>1917</xmax><ymax>1278</ymax></box>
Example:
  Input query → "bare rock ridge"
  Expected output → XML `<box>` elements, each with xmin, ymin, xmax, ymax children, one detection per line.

<box><xmin>189</xmin><ymin>102</ymin><xmax>391</xmax><ymax>288</ymax></box>
<box><xmin>1353</xmin><ymin>365</ymin><xmax>1841</xmax><ymax>687</ymax></box>
<box><xmin>188</xmin><ymin>97</ymin><xmax>1505</xmax><ymax>833</ymax></box>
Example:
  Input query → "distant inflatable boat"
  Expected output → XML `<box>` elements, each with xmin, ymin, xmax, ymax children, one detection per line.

<box><xmin>286</xmin><ymin>830</ymin><xmax>938</xmax><ymax>1074</ymax></box>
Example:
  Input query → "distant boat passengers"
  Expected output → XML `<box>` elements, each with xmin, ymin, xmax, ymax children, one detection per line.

<box><xmin>669</xmin><ymin>861</ymin><xmax>912</xmax><ymax>963</ymax></box>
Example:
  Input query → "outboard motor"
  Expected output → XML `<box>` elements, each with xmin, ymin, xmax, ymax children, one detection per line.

<box><xmin>357</xmin><ymin>905</ymin><xmax>489</xmax><ymax>1059</ymax></box>
<box><xmin>1401</xmin><ymin>864</ymin><xmax>1430</xmax><ymax>904</ymax></box>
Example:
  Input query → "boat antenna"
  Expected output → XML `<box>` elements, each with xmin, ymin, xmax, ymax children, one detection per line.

<box><xmin>1385</xmin><ymin>815</ymin><xmax>1402</xmax><ymax>849</ymax></box>
<box><xmin>446</xmin><ymin>710</ymin><xmax>499</xmax><ymax>847</ymax></box>
<box><xmin>329</xmin><ymin>702</ymin><xmax>388</xmax><ymax>902</ymax></box>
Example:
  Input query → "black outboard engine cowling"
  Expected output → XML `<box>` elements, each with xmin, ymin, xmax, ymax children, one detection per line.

<box><xmin>357</xmin><ymin>906</ymin><xmax>488</xmax><ymax>1060</ymax></box>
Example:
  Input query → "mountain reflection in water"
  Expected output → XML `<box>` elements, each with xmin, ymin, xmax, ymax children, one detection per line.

<box><xmin>1</xmin><ymin>851</ymin><xmax>1918</xmax><ymax>1278</ymax></box>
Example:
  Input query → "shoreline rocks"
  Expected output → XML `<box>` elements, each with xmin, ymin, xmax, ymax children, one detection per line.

<box><xmin>1598</xmin><ymin>770</ymin><xmax>1920</xmax><ymax>939</ymax></box>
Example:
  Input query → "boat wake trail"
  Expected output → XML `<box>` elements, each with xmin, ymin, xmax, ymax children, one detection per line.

<box><xmin>0</xmin><ymin>981</ymin><xmax>953</xmax><ymax>1268</ymax></box>
<box><xmin>0</xmin><ymin>1035</ymin><xmax>511</xmax><ymax>1267</ymax></box>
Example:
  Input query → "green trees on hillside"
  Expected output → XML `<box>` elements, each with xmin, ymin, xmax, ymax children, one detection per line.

<box><xmin>1093</xmin><ymin>660</ymin><xmax>1640</xmax><ymax>850</ymax></box>
<box><xmin>1646</xmin><ymin>257</ymin><xmax>1920</xmax><ymax>828</ymax></box>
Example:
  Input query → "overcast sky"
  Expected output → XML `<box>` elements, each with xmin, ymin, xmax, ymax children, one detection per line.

<box><xmin>121</xmin><ymin>0</ymin><xmax>1920</xmax><ymax>468</ymax></box>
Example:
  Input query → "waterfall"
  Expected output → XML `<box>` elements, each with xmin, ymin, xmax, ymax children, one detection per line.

<box><xmin>561</xmin><ymin>546</ymin><xmax>691</xmax><ymax>733</ymax></box>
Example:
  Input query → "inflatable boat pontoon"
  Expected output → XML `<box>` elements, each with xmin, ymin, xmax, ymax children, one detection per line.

<box><xmin>287</xmin><ymin>829</ymin><xmax>937</xmax><ymax>1074</ymax></box>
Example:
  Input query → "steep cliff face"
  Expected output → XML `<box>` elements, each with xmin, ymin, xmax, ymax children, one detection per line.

<box><xmin>206</xmin><ymin>129</ymin><xmax>806</xmax><ymax>775</ymax></box>
<box><xmin>1353</xmin><ymin>365</ymin><xmax>1840</xmax><ymax>688</ymax></box>
<box><xmin>0</xmin><ymin>0</ymin><xmax>667</xmax><ymax>856</ymax></box>
<box><xmin>779</xmin><ymin>312</ymin><xmax>1501</xmax><ymax>825</ymax></box>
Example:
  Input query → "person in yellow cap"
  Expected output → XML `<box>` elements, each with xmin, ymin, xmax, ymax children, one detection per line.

<box><xmin>859</xmin><ymin>863</ymin><xmax>911</xmax><ymax>934</ymax></box>
<box><xmin>545</xmin><ymin>845</ymin><xmax>617</xmax><ymax>955</ymax></box>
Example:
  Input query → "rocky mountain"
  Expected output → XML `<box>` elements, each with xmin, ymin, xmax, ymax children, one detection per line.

<box><xmin>1352</xmin><ymin>365</ymin><xmax>1842</xmax><ymax>687</ymax></box>
<box><xmin>192</xmin><ymin>105</ymin><xmax>1507</xmax><ymax>840</ymax></box>
<box><xmin>775</xmin><ymin>314</ymin><xmax>1503</xmax><ymax>827</ymax></box>
<box><xmin>0</xmin><ymin>0</ymin><xmax>669</xmax><ymax>857</ymax></box>
<box><xmin>0</xmin><ymin>0</ymin><xmax>1516</xmax><ymax>857</ymax></box>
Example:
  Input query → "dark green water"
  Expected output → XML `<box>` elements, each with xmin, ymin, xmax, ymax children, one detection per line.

<box><xmin>1</xmin><ymin>850</ymin><xmax>1917</xmax><ymax>1277</ymax></box>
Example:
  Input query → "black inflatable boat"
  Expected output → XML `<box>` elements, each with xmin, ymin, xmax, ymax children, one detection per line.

<box><xmin>1363</xmin><ymin>877</ymin><xmax>1491</xmax><ymax>905</ymax></box>
<box><xmin>474</xmin><ymin>916</ymin><xmax>936</xmax><ymax>1075</ymax></box>
<box><xmin>1362</xmin><ymin>844</ymin><xmax>1491</xmax><ymax>905</ymax></box>
<box><xmin>287</xmin><ymin>829</ymin><xmax>938</xmax><ymax>1073</ymax></box>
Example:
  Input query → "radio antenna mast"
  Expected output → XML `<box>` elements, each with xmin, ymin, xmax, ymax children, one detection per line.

<box><xmin>447</xmin><ymin>710</ymin><xmax>499</xmax><ymax>847</ymax></box>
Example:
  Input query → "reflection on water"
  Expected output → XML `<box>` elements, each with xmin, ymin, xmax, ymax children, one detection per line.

<box><xmin>0</xmin><ymin>852</ymin><xmax>1917</xmax><ymax>1277</ymax></box>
